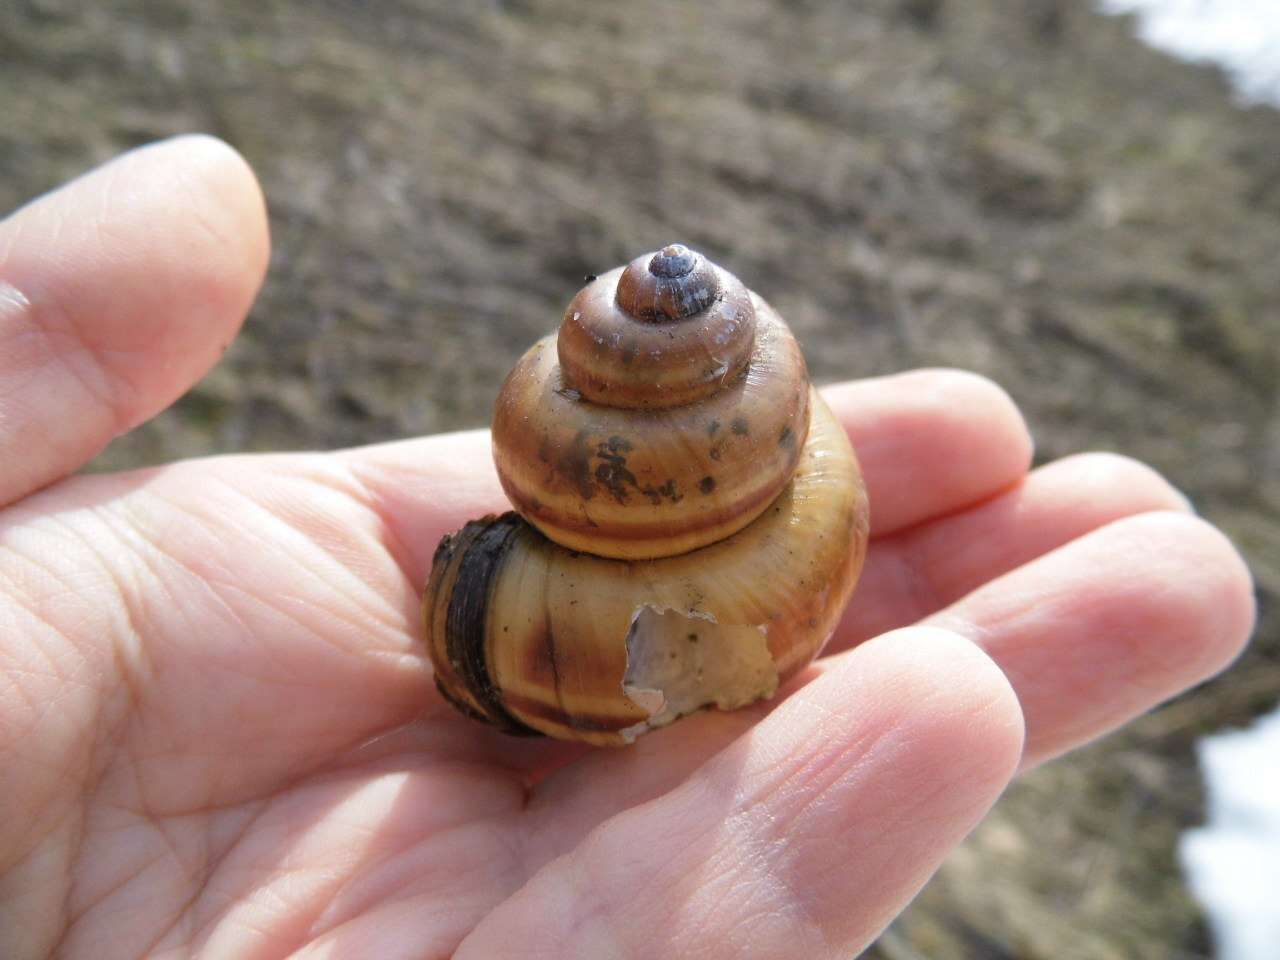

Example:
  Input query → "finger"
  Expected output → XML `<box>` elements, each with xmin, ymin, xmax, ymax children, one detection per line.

<box><xmin>833</xmin><ymin>452</ymin><xmax>1194</xmax><ymax>648</ymax></box>
<box><xmin>341</xmin><ymin>369</ymin><xmax>1033</xmax><ymax>587</ymax></box>
<box><xmin>457</xmin><ymin>629</ymin><xmax>1024</xmax><ymax>960</ymax></box>
<box><xmin>0</xmin><ymin>134</ymin><xmax>268</xmax><ymax>505</ymax></box>
<box><xmin>924</xmin><ymin>511</ymin><xmax>1255</xmax><ymax>768</ymax></box>
<box><xmin>823</xmin><ymin>369</ymin><xmax>1033</xmax><ymax>537</ymax></box>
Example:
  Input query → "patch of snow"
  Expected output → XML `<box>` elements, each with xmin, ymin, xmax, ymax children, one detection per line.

<box><xmin>1100</xmin><ymin>0</ymin><xmax>1280</xmax><ymax>106</ymax></box>
<box><xmin>1179</xmin><ymin>704</ymin><xmax>1280</xmax><ymax>960</ymax></box>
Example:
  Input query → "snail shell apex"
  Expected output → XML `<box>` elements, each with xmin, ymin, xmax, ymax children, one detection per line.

<box><xmin>495</xmin><ymin>246</ymin><xmax>809</xmax><ymax>561</ymax></box>
<box><xmin>558</xmin><ymin>245</ymin><xmax>757</xmax><ymax>411</ymax></box>
<box><xmin>424</xmin><ymin>245</ymin><xmax>870</xmax><ymax>745</ymax></box>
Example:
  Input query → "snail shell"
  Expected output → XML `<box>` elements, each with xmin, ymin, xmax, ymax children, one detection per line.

<box><xmin>425</xmin><ymin>245</ymin><xmax>870</xmax><ymax>745</ymax></box>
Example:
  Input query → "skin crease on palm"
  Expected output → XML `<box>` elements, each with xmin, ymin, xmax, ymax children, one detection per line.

<box><xmin>0</xmin><ymin>137</ymin><xmax>1256</xmax><ymax>960</ymax></box>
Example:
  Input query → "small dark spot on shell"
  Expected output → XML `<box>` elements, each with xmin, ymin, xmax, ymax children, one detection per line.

<box><xmin>594</xmin><ymin>435</ymin><xmax>637</xmax><ymax>504</ymax></box>
<box><xmin>709</xmin><ymin>446</ymin><xmax>722</xmax><ymax>461</ymax></box>
<box><xmin>640</xmin><ymin>478</ymin><xmax>683</xmax><ymax>505</ymax></box>
<box><xmin>603</xmin><ymin>435</ymin><xmax>632</xmax><ymax>455</ymax></box>
<box><xmin>687</xmin><ymin>633</ymin><xmax>699</xmax><ymax>642</ymax></box>
<box><xmin>778</xmin><ymin>425</ymin><xmax>795</xmax><ymax>449</ymax></box>
<box><xmin>583</xmin><ymin>273</ymin><xmax>598</xmax><ymax>283</ymax></box>
<box><xmin>708</xmin><ymin>419</ymin><xmax>721</xmax><ymax>436</ymax></box>
<box><xmin>698</xmin><ymin>476</ymin><xmax>716</xmax><ymax>494</ymax></box>
<box><xmin>731</xmin><ymin>417</ymin><xmax>749</xmax><ymax>436</ymax></box>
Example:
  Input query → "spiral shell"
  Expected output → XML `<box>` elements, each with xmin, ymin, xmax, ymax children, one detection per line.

<box><xmin>424</xmin><ymin>245</ymin><xmax>869</xmax><ymax>745</ymax></box>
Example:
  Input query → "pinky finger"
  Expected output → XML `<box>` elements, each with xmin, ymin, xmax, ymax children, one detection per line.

<box><xmin>456</xmin><ymin>628</ymin><xmax>1024</xmax><ymax>960</ymax></box>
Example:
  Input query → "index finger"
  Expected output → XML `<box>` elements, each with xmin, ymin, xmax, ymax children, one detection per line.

<box><xmin>823</xmin><ymin>369</ymin><xmax>1033</xmax><ymax>537</ymax></box>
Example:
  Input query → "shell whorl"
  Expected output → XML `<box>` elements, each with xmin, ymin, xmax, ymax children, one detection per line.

<box><xmin>557</xmin><ymin>244</ymin><xmax>758</xmax><ymax>411</ymax></box>
<box><xmin>615</xmin><ymin>243</ymin><xmax>723</xmax><ymax>322</ymax></box>
<box><xmin>492</xmin><ymin>245</ymin><xmax>811</xmax><ymax>560</ymax></box>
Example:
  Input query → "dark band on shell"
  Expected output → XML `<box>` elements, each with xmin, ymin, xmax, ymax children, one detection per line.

<box><xmin>437</xmin><ymin>514</ymin><xmax>539</xmax><ymax>736</ymax></box>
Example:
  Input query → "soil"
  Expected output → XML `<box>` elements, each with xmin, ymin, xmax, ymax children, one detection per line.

<box><xmin>2</xmin><ymin>0</ymin><xmax>1276</xmax><ymax>956</ymax></box>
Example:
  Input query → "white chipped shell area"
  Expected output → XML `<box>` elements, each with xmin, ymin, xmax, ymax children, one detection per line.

<box><xmin>620</xmin><ymin>606</ymin><xmax>778</xmax><ymax>743</ymax></box>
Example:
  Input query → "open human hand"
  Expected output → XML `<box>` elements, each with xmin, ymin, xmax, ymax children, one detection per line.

<box><xmin>0</xmin><ymin>137</ymin><xmax>1255</xmax><ymax>959</ymax></box>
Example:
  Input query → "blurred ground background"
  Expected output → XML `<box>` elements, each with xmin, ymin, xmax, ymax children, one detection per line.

<box><xmin>1</xmin><ymin>0</ymin><xmax>1276</xmax><ymax>956</ymax></box>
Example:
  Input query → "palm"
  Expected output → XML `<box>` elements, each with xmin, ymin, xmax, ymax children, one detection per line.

<box><xmin>0</xmin><ymin>139</ymin><xmax>1254</xmax><ymax>960</ymax></box>
<box><xmin>3</xmin><ymin>441</ymin><xmax>852</xmax><ymax>956</ymax></box>
<box><xmin>5</xmin><ymin>444</ymin><xmax>557</xmax><ymax>958</ymax></box>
